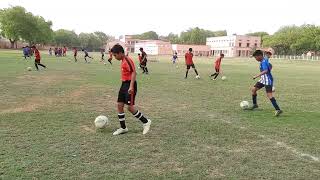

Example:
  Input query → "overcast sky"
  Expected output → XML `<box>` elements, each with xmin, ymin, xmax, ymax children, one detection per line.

<box><xmin>1</xmin><ymin>0</ymin><xmax>319</xmax><ymax>38</ymax></box>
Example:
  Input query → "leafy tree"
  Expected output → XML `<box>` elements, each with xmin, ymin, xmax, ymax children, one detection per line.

<box><xmin>24</xmin><ymin>15</ymin><xmax>53</xmax><ymax>45</ymax></box>
<box><xmin>133</xmin><ymin>31</ymin><xmax>159</xmax><ymax>40</ymax></box>
<box><xmin>94</xmin><ymin>31</ymin><xmax>113</xmax><ymax>44</ymax></box>
<box><xmin>54</xmin><ymin>29</ymin><xmax>79</xmax><ymax>47</ymax></box>
<box><xmin>0</xmin><ymin>6</ymin><xmax>53</xmax><ymax>48</ymax></box>
<box><xmin>79</xmin><ymin>32</ymin><xmax>104</xmax><ymax>50</ymax></box>
<box><xmin>0</xmin><ymin>6</ymin><xmax>27</xmax><ymax>48</ymax></box>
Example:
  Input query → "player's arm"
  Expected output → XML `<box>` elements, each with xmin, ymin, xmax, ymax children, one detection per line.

<box><xmin>142</xmin><ymin>53</ymin><xmax>147</xmax><ymax>62</ymax></box>
<box><xmin>253</xmin><ymin>70</ymin><xmax>268</xmax><ymax>79</ymax></box>
<box><xmin>129</xmin><ymin>71</ymin><xmax>136</xmax><ymax>94</ymax></box>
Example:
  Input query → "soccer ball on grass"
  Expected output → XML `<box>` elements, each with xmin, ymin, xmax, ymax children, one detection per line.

<box><xmin>240</xmin><ymin>101</ymin><xmax>250</xmax><ymax>109</ymax></box>
<box><xmin>94</xmin><ymin>115</ymin><xmax>109</xmax><ymax>129</ymax></box>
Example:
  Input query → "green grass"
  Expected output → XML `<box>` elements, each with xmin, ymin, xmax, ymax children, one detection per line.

<box><xmin>0</xmin><ymin>49</ymin><xmax>319</xmax><ymax>179</ymax></box>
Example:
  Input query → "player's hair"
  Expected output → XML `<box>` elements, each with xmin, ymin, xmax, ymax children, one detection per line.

<box><xmin>265</xmin><ymin>51</ymin><xmax>272</xmax><ymax>55</ymax></box>
<box><xmin>189</xmin><ymin>48</ymin><xmax>192</xmax><ymax>52</ymax></box>
<box><xmin>139</xmin><ymin>47</ymin><xmax>143</xmax><ymax>51</ymax></box>
<box><xmin>220</xmin><ymin>53</ymin><xmax>225</xmax><ymax>57</ymax></box>
<box><xmin>253</xmin><ymin>50</ymin><xmax>263</xmax><ymax>57</ymax></box>
<box><xmin>111</xmin><ymin>44</ymin><xmax>125</xmax><ymax>54</ymax></box>
<box><xmin>138</xmin><ymin>53</ymin><xmax>140</xmax><ymax>55</ymax></box>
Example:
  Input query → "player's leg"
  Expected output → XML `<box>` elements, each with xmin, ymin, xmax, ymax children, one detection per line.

<box><xmin>250</xmin><ymin>82</ymin><xmax>263</xmax><ymax>109</ymax></box>
<box><xmin>266</xmin><ymin>86</ymin><xmax>282</xmax><ymax>116</ymax></box>
<box><xmin>185</xmin><ymin>65</ymin><xmax>190</xmax><ymax>78</ymax></box>
<box><xmin>141</xmin><ymin>64</ymin><xmax>146</xmax><ymax>73</ymax></box>
<box><xmin>84</xmin><ymin>56</ymin><xmax>88</xmax><ymax>63</ymax></box>
<box><xmin>126</xmin><ymin>83</ymin><xmax>151</xmax><ymax>134</ymax></box>
<box><xmin>213</xmin><ymin>68</ymin><xmax>220</xmax><ymax>79</ymax></box>
<box><xmin>34</xmin><ymin>62</ymin><xmax>39</xmax><ymax>71</ymax></box>
<box><xmin>113</xmin><ymin>86</ymin><xmax>129</xmax><ymax>135</ymax></box>
<box><xmin>210</xmin><ymin>72</ymin><xmax>216</xmax><ymax>77</ymax></box>
<box><xmin>38</xmin><ymin>63</ymin><xmax>46</xmax><ymax>68</ymax></box>
<box><xmin>192</xmin><ymin>64</ymin><xmax>199</xmax><ymax>76</ymax></box>
<box><xmin>108</xmin><ymin>58</ymin><xmax>112</xmax><ymax>65</ymax></box>
<box><xmin>144</xmin><ymin>63</ymin><xmax>149</xmax><ymax>74</ymax></box>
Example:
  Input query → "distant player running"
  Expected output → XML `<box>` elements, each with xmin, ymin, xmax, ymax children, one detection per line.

<box><xmin>63</xmin><ymin>46</ymin><xmax>67</xmax><ymax>56</ymax></box>
<box><xmin>100</xmin><ymin>48</ymin><xmax>105</xmax><ymax>62</ymax></box>
<box><xmin>251</xmin><ymin>50</ymin><xmax>282</xmax><ymax>116</ymax></box>
<box><xmin>82</xmin><ymin>49</ymin><xmax>93</xmax><ymax>63</ymax></box>
<box><xmin>107</xmin><ymin>49</ymin><xmax>113</xmax><ymax>65</ymax></box>
<box><xmin>210</xmin><ymin>53</ymin><xmax>224</xmax><ymax>80</ymax></box>
<box><xmin>185</xmin><ymin>48</ymin><xmax>200</xmax><ymax>79</ymax></box>
<box><xmin>22</xmin><ymin>46</ymin><xmax>30</xmax><ymax>60</ymax></box>
<box><xmin>139</xmin><ymin>48</ymin><xmax>149</xmax><ymax>74</ymax></box>
<box><xmin>31</xmin><ymin>46</ymin><xmax>47</xmax><ymax>71</ymax></box>
<box><xmin>110</xmin><ymin>44</ymin><xmax>151</xmax><ymax>135</ymax></box>
<box><xmin>137</xmin><ymin>53</ymin><xmax>143</xmax><ymax>69</ymax></box>
<box><xmin>172</xmin><ymin>52</ymin><xmax>178</xmax><ymax>65</ymax></box>
<box><xmin>73</xmin><ymin>48</ymin><xmax>78</xmax><ymax>62</ymax></box>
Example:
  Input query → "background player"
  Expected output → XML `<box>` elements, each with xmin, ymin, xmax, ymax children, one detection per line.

<box><xmin>210</xmin><ymin>53</ymin><xmax>224</xmax><ymax>80</ymax></box>
<box><xmin>139</xmin><ymin>48</ymin><xmax>149</xmax><ymax>74</ymax></box>
<box><xmin>185</xmin><ymin>48</ymin><xmax>199</xmax><ymax>79</ymax></box>
<box><xmin>73</xmin><ymin>48</ymin><xmax>78</xmax><ymax>62</ymax></box>
<box><xmin>31</xmin><ymin>46</ymin><xmax>47</xmax><ymax>71</ymax></box>
<box><xmin>82</xmin><ymin>49</ymin><xmax>93</xmax><ymax>63</ymax></box>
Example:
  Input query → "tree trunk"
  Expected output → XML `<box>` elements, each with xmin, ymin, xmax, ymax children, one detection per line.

<box><xmin>9</xmin><ymin>39</ymin><xmax>15</xmax><ymax>49</ymax></box>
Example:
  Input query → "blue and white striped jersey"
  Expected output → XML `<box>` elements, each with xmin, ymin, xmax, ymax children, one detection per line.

<box><xmin>259</xmin><ymin>58</ymin><xmax>273</xmax><ymax>85</ymax></box>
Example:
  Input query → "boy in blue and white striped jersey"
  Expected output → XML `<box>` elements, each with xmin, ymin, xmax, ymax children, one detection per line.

<box><xmin>251</xmin><ymin>50</ymin><xmax>282</xmax><ymax>117</ymax></box>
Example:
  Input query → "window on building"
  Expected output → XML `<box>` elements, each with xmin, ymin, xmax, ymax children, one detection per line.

<box><xmin>254</xmin><ymin>43</ymin><xmax>257</xmax><ymax>47</ymax></box>
<box><xmin>239</xmin><ymin>43</ymin><xmax>242</xmax><ymax>47</ymax></box>
<box><xmin>247</xmin><ymin>43</ymin><xmax>250</xmax><ymax>47</ymax></box>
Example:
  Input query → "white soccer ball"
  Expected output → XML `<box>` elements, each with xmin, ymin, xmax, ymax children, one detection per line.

<box><xmin>27</xmin><ymin>67</ymin><xmax>32</xmax><ymax>71</ymax></box>
<box><xmin>104</xmin><ymin>62</ymin><xmax>107</xmax><ymax>65</ymax></box>
<box><xmin>94</xmin><ymin>115</ymin><xmax>109</xmax><ymax>129</ymax></box>
<box><xmin>196</xmin><ymin>75</ymin><xmax>200</xmax><ymax>79</ymax></box>
<box><xmin>221</xmin><ymin>76</ymin><xmax>227</xmax><ymax>80</ymax></box>
<box><xmin>240</xmin><ymin>101</ymin><xmax>250</xmax><ymax>109</ymax></box>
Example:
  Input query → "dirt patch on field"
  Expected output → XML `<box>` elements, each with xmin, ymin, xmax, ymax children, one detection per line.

<box><xmin>0</xmin><ymin>97</ymin><xmax>55</xmax><ymax>114</ymax></box>
<box><xmin>0</xmin><ymin>85</ymin><xmax>96</xmax><ymax>114</ymax></box>
<box><xmin>13</xmin><ymin>74</ymin><xmax>80</xmax><ymax>86</ymax></box>
<box><xmin>80</xmin><ymin>125</ymin><xmax>96</xmax><ymax>133</ymax></box>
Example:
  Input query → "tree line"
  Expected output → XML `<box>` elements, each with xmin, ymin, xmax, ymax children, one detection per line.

<box><xmin>131</xmin><ymin>28</ymin><xmax>227</xmax><ymax>45</ymax></box>
<box><xmin>0</xmin><ymin>6</ymin><xmax>113</xmax><ymax>50</ymax></box>
<box><xmin>1</xmin><ymin>6</ymin><xmax>319</xmax><ymax>54</ymax></box>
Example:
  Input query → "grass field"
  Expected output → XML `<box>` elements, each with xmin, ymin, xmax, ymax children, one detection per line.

<box><xmin>0</xmin><ymin>49</ymin><xmax>320</xmax><ymax>179</ymax></box>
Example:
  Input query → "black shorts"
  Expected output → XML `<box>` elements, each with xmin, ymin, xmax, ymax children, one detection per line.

<box><xmin>215</xmin><ymin>68</ymin><xmax>220</xmax><ymax>73</ymax></box>
<box><xmin>254</xmin><ymin>82</ymin><xmax>273</xmax><ymax>93</ymax></box>
<box><xmin>141</xmin><ymin>61</ymin><xmax>147</xmax><ymax>67</ymax></box>
<box><xmin>35</xmin><ymin>59</ymin><xmax>41</xmax><ymax>63</ymax></box>
<box><xmin>187</xmin><ymin>64</ymin><xmax>195</xmax><ymax>69</ymax></box>
<box><xmin>118</xmin><ymin>81</ymin><xmax>137</xmax><ymax>105</ymax></box>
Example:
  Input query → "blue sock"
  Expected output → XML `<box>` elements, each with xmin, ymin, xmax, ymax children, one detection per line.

<box><xmin>270</xmin><ymin>97</ymin><xmax>280</xmax><ymax>110</ymax></box>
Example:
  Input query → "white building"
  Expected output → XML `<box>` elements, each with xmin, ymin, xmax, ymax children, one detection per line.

<box><xmin>206</xmin><ymin>35</ymin><xmax>261</xmax><ymax>57</ymax></box>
